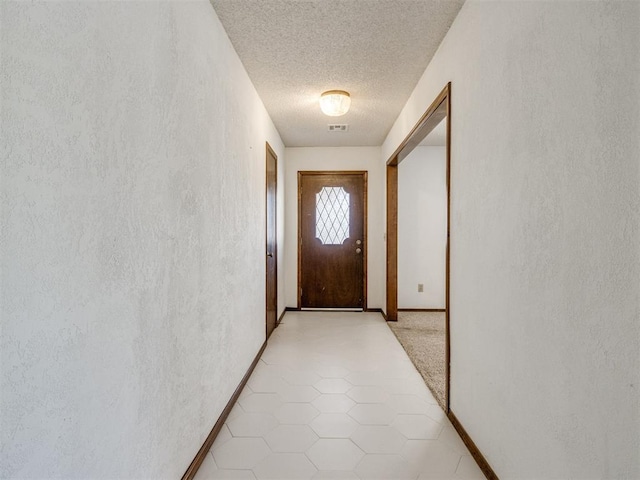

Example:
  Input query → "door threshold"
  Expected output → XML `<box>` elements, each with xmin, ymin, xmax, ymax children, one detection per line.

<box><xmin>300</xmin><ymin>308</ymin><xmax>364</xmax><ymax>312</ymax></box>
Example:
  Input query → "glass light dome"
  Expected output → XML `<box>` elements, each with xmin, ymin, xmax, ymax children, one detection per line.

<box><xmin>319</xmin><ymin>90</ymin><xmax>351</xmax><ymax>116</ymax></box>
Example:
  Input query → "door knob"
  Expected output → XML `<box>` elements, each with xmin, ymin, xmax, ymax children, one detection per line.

<box><xmin>267</xmin><ymin>252</ymin><xmax>273</xmax><ymax>257</ymax></box>
<box><xmin>356</xmin><ymin>239</ymin><xmax>362</xmax><ymax>245</ymax></box>
<box><xmin>355</xmin><ymin>248</ymin><xmax>362</xmax><ymax>254</ymax></box>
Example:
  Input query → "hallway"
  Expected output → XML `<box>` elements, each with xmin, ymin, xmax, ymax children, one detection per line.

<box><xmin>194</xmin><ymin>312</ymin><xmax>483</xmax><ymax>480</ymax></box>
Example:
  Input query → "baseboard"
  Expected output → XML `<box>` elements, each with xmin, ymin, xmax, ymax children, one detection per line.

<box><xmin>181</xmin><ymin>340</ymin><xmax>268</xmax><ymax>480</ymax></box>
<box><xmin>277</xmin><ymin>309</ymin><xmax>287</xmax><ymax>326</ymax></box>
<box><xmin>364</xmin><ymin>307</ymin><xmax>387</xmax><ymax>320</ymax></box>
<box><xmin>447</xmin><ymin>411</ymin><xmax>498</xmax><ymax>480</ymax></box>
<box><xmin>288</xmin><ymin>307</ymin><xmax>385</xmax><ymax>316</ymax></box>
<box><xmin>398</xmin><ymin>308</ymin><xmax>446</xmax><ymax>312</ymax></box>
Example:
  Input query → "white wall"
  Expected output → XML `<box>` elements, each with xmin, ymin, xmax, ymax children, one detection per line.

<box><xmin>398</xmin><ymin>146</ymin><xmax>446</xmax><ymax>309</ymax></box>
<box><xmin>0</xmin><ymin>1</ymin><xmax>284</xmax><ymax>478</ymax></box>
<box><xmin>384</xmin><ymin>1</ymin><xmax>640</xmax><ymax>478</ymax></box>
<box><xmin>277</xmin><ymin>151</ymin><xmax>287</xmax><ymax>319</ymax></box>
<box><xmin>284</xmin><ymin>147</ymin><xmax>385</xmax><ymax>310</ymax></box>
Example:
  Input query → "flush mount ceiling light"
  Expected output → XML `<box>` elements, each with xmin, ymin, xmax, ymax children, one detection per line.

<box><xmin>319</xmin><ymin>90</ymin><xmax>351</xmax><ymax>116</ymax></box>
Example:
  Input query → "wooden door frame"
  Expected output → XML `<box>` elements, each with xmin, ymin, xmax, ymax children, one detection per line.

<box><xmin>297</xmin><ymin>171</ymin><xmax>368</xmax><ymax>310</ymax></box>
<box><xmin>265</xmin><ymin>142</ymin><xmax>278</xmax><ymax>338</ymax></box>
<box><xmin>386</xmin><ymin>83</ymin><xmax>451</xmax><ymax>411</ymax></box>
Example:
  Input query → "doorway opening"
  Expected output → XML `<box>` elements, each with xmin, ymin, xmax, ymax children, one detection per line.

<box><xmin>386</xmin><ymin>83</ymin><xmax>451</xmax><ymax>411</ymax></box>
<box><xmin>298</xmin><ymin>171</ymin><xmax>367</xmax><ymax>310</ymax></box>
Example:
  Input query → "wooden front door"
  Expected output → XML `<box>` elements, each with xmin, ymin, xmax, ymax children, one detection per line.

<box><xmin>299</xmin><ymin>171</ymin><xmax>367</xmax><ymax>309</ymax></box>
<box><xmin>265</xmin><ymin>143</ymin><xmax>277</xmax><ymax>338</ymax></box>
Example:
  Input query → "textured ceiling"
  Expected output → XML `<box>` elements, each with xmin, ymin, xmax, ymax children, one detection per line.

<box><xmin>210</xmin><ymin>0</ymin><xmax>464</xmax><ymax>147</ymax></box>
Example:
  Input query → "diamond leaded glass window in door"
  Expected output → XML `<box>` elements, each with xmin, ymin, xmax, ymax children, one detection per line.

<box><xmin>316</xmin><ymin>187</ymin><xmax>350</xmax><ymax>245</ymax></box>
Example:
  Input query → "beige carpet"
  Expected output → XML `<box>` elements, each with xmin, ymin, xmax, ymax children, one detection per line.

<box><xmin>388</xmin><ymin>311</ymin><xmax>446</xmax><ymax>409</ymax></box>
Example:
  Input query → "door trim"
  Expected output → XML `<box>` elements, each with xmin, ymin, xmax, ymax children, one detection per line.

<box><xmin>297</xmin><ymin>171</ymin><xmax>368</xmax><ymax>310</ymax></box>
<box><xmin>385</xmin><ymin>83</ymin><xmax>451</xmax><ymax>411</ymax></box>
<box><xmin>265</xmin><ymin>142</ymin><xmax>278</xmax><ymax>339</ymax></box>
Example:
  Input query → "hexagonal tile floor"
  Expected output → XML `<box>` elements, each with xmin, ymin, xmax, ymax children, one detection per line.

<box><xmin>194</xmin><ymin>312</ymin><xmax>482</xmax><ymax>480</ymax></box>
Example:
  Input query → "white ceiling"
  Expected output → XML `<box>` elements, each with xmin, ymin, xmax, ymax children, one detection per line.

<box><xmin>210</xmin><ymin>0</ymin><xmax>464</xmax><ymax>147</ymax></box>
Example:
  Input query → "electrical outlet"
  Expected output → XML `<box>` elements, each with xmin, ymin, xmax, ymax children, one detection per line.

<box><xmin>418</xmin><ymin>284</ymin><xmax>424</xmax><ymax>292</ymax></box>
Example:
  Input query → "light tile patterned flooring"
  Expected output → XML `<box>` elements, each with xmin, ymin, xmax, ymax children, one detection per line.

<box><xmin>194</xmin><ymin>312</ymin><xmax>484</xmax><ymax>480</ymax></box>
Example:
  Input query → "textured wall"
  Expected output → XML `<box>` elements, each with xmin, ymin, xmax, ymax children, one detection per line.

<box><xmin>284</xmin><ymin>147</ymin><xmax>384</xmax><ymax>309</ymax></box>
<box><xmin>398</xmin><ymin>147</ymin><xmax>446</xmax><ymax>309</ymax></box>
<box><xmin>1</xmin><ymin>1</ymin><xmax>284</xmax><ymax>477</ymax></box>
<box><xmin>384</xmin><ymin>1</ymin><xmax>640</xmax><ymax>478</ymax></box>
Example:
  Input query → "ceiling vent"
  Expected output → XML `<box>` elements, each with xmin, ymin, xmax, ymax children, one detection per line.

<box><xmin>328</xmin><ymin>124</ymin><xmax>349</xmax><ymax>132</ymax></box>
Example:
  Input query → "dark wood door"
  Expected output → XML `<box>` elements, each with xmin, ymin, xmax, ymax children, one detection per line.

<box><xmin>266</xmin><ymin>144</ymin><xmax>277</xmax><ymax>338</ymax></box>
<box><xmin>299</xmin><ymin>172</ymin><xmax>367</xmax><ymax>309</ymax></box>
